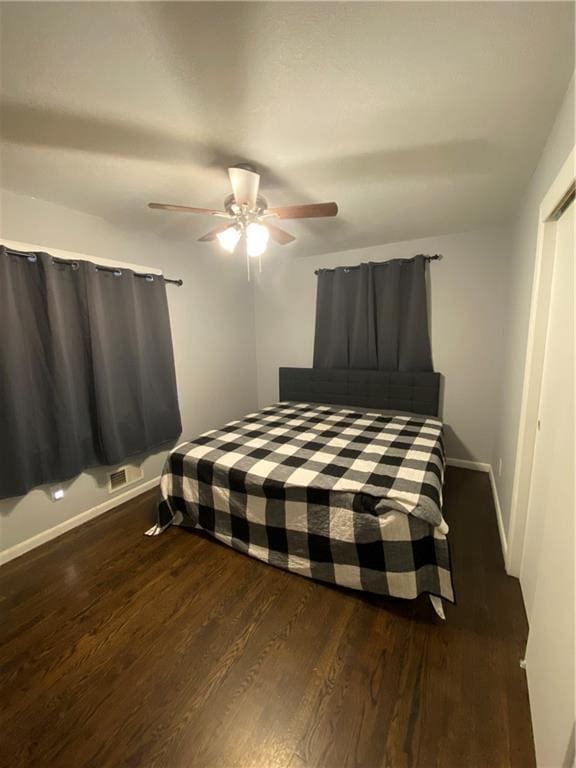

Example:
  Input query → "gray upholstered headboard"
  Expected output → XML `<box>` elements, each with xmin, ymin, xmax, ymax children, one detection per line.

<box><xmin>279</xmin><ymin>368</ymin><xmax>441</xmax><ymax>417</ymax></box>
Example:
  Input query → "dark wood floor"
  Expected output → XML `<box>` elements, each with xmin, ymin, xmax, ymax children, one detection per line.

<box><xmin>0</xmin><ymin>468</ymin><xmax>534</xmax><ymax>768</ymax></box>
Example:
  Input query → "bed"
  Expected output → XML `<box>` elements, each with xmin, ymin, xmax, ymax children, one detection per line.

<box><xmin>151</xmin><ymin>368</ymin><xmax>454</xmax><ymax>612</ymax></box>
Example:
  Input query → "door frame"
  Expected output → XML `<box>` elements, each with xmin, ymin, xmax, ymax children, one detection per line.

<box><xmin>506</xmin><ymin>148</ymin><xmax>575</xmax><ymax>577</ymax></box>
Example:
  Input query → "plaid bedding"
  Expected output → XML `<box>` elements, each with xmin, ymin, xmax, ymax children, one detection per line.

<box><xmin>155</xmin><ymin>401</ymin><xmax>454</xmax><ymax>602</ymax></box>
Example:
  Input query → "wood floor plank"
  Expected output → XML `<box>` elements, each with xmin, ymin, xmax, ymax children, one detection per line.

<box><xmin>0</xmin><ymin>468</ymin><xmax>535</xmax><ymax>768</ymax></box>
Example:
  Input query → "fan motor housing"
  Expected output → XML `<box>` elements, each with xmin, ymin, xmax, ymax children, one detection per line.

<box><xmin>224</xmin><ymin>193</ymin><xmax>268</xmax><ymax>215</ymax></box>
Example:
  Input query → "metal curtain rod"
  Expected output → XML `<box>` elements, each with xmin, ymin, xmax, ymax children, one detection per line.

<box><xmin>314</xmin><ymin>253</ymin><xmax>441</xmax><ymax>275</ymax></box>
<box><xmin>3</xmin><ymin>246</ymin><xmax>183</xmax><ymax>286</ymax></box>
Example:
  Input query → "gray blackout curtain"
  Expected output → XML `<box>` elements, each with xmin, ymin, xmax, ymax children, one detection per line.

<box><xmin>313</xmin><ymin>255</ymin><xmax>433</xmax><ymax>371</ymax></box>
<box><xmin>0</xmin><ymin>246</ymin><xmax>182</xmax><ymax>499</ymax></box>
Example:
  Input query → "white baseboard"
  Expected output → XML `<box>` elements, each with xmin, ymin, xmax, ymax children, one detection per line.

<box><xmin>445</xmin><ymin>457</ymin><xmax>491</xmax><ymax>472</ymax></box>
<box><xmin>488</xmin><ymin>467</ymin><xmax>508</xmax><ymax>563</ymax></box>
<box><xmin>446</xmin><ymin>457</ymin><xmax>508</xmax><ymax>564</ymax></box>
<box><xmin>0</xmin><ymin>476</ymin><xmax>160</xmax><ymax>567</ymax></box>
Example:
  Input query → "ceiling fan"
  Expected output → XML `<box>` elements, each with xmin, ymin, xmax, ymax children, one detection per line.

<box><xmin>148</xmin><ymin>164</ymin><xmax>338</xmax><ymax>257</ymax></box>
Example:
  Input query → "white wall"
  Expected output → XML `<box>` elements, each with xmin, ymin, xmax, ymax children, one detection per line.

<box><xmin>492</xmin><ymin>73</ymin><xmax>575</xmax><ymax>537</ymax></box>
<box><xmin>493</xmin><ymin>73</ymin><xmax>575</xmax><ymax>768</ymax></box>
<box><xmin>253</xmin><ymin>227</ymin><xmax>510</xmax><ymax>464</ymax></box>
<box><xmin>0</xmin><ymin>188</ymin><xmax>258</xmax><ymax>555</ymax></box>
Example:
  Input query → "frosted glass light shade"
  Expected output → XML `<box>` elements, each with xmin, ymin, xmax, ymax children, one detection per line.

<box><xmin>217</xmin><ymin>225</ymin><xmax>241</xmax><ymax>253</ymax></box>
<box><xmin>246</xmin><ymin>222</ymin><xmax>269</xmax><ymax>258</ymax></box>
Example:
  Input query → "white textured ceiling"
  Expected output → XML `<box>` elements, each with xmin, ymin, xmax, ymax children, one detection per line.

<box><xmin>0</xmin><ymin>2</ymin><xmax>574</xmax><ymax>256</ymax></box>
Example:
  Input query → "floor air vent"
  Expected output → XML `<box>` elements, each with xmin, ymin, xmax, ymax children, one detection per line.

<box><xmin>109</xmin><ymin>468</ymin><xmax>127</xmax><ymax>491</ymax></box>
<box><xmin>108</xmin><ymin>465</ymin><xmax>144</xmax><ymax>493</ymax></box>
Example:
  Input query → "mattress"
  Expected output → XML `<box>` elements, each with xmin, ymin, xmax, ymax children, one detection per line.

<box><xmin>153</xmin><ymin>401</ymin><xmax>454</xmax><ymax>602</ymax></box>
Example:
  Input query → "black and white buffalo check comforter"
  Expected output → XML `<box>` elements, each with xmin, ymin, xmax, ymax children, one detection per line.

<box><xmin>154</xmin><ymin>402</ymin><xmax>454</xmax><ymax>602</ymax></box>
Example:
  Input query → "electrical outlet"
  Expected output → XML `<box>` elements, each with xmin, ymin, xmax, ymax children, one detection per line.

<box><xmin>51</xmin><ymin>487</ymin><xmax>65</xmax><ymax>502</ymax></box>
<box><xmin>498</xmin><ymin>458</ymin><xmax>503</xmax><ymax>477</ymax></box>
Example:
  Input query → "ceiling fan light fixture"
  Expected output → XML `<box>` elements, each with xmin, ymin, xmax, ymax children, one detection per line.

<box><xmin>149</xmin><ymin>166</ymin><xmax>339</xmax><ymax>265</ymax></box>
<box><xmin>246</xmin><ymin>222</ymin><xmax>269</xmax><ymax>258</ymax></box>
<box><xmin>217</xmin><ymin>224</ymin><xmax>241</xmax><ymax>253</ymax></box>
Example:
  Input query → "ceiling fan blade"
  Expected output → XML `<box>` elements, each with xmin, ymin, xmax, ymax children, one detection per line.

<box><xmin>197</xmin><ymin>223</ymin><xmax>235</xmax><ymax>242</ymax></box>
<box><xmin>228</xmin><ymin>166</ymin><xmax>260</xmax><ymax>209</ymax></box>
<box><xmin>267</xmin><ymin>202</ymin><xmax>338</xmax><ymax>220</ymax></box>
<box><xmin>149</xmin><ymin>203</ymin><xmax>231</xmax><ymax>218</ymax></box>
<box><xmin>267</xmin><ymin>224</ymin><xmax>296</xmax><ymax>245</ymax></box>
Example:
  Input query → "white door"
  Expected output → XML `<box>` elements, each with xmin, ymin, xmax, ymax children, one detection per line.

<box><xmin>521</xmin><ymin>199</ymin><xmax>575</xmax><ymax>767</ymax></box>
